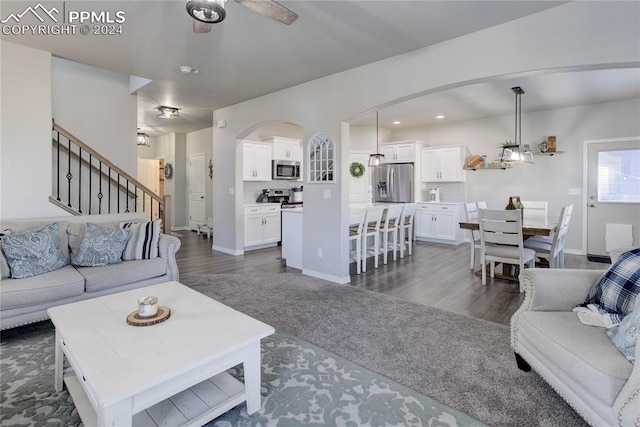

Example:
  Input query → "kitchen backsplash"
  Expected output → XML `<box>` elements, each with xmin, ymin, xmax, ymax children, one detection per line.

<box><xmin>244</xmin><ymin>181</ymin><xmax>297</xmax><ymax>204</ymax></box>
<box><xmin>420</xmin><ymin>182</ymin><xmax>466</xmax><ymax>203</ymax></box>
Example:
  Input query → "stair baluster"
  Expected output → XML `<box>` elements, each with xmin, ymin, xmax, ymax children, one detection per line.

<box><xmin>50</xmin><ymin>120</ymin><xmax>170</xmax><ymax>232</ymax></box>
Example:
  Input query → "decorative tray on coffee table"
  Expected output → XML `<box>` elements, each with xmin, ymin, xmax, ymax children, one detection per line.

<box><xmin>126</xmin><ymin>306</ymin><xmax>171</xmax><ymax>327</ymax></box>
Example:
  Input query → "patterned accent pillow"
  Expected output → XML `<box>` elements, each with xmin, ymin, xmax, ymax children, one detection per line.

<box><xmin>608</xmin><ymin>297</ymin><xmax>640</xmax><ymax>364</ymax></box>
<box><xmin>120</xmin><ymin>219</ymin><xmax>161</xmax><ymax>260</ymax></box>
<box><xmin>71</xmin><ymin>223</ymin><xmax>130</xmax><ymax>267</ymax></box>
<box><xmin>0</xmin><ymin>229</ymin><xmax>11</xmax><ymax>279</ymax></box>
<box><xmin>579</xmin><ymin>248</ymin><xmax>640</xmax><ymax>324</ymax></box>
<box><xmin>1</xmin><ymin>223</ymin><xmax>67</xmax><ymax>279</ymax></box>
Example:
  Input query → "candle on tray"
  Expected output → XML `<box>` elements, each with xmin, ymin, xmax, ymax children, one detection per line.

<box><xmin>138</xmin><ymin>296</ymin><xmax>158</xmax><ymax>318</ymax></box>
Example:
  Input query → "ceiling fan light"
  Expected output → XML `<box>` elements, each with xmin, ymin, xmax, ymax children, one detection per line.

<box><xmin>186</xmin><ymin>0</ymin><xmax>226</xmax><ymax>24</ymax></box>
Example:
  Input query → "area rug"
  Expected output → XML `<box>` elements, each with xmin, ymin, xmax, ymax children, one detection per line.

<box><xmin>0</xmin><ymin>325</ymin><xmax>483</xmax><ymax>427</ymax></box>
<box><xmin>181</xmin><ymin>273</ymin><xmax>587</xmax><ymax>427</ymax></box>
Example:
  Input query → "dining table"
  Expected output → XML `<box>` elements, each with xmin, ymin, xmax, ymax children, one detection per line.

<box><xmin>458</xmin><ymin>216</ymin><xmax>558</xmax><ymax>282</ymax></box>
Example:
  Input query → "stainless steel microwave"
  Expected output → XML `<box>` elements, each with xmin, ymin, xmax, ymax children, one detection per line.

<box><xmin>272</xmin><ymin>160</ymin><xmax>300</xmax><ymax>180</ymax></box>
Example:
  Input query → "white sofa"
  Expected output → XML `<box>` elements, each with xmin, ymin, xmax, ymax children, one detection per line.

<box><xmin>0</xmin><ymin>213</ymin><xmax>181</xmax><ymax>330</ymax></box>
<box><xmin>511</xmin><ymin>268</ymin><xmax>639</xmax><ymax>426</ymax></box>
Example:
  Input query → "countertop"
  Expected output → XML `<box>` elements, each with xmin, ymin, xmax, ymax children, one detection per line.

<box><xmin>244</xmin><ymin>203</ymin><xmax>281</xmax><ymax>207</ymax></box>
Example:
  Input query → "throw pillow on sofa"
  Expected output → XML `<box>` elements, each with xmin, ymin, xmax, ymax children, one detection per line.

<box><xmin>0</xmin><ymin>229</ymin><xmax>12</xmax><ymax>279</ymax></box>
<box><xmin>120</xmin><ymin>219</ymin><xmax>161</xmax><ymax>260</ymax></box>
<box><xmin>1</xmin><ymin>223</ymin><xmax>67</xmax><ymax>279</ymax></box>
<box><xmin>577</xmin><ymin>247</ymin><xmax>640</xmax><ymax>325</ymax></box>
<box><xmin>71</xmin><ymin>223</ymin><xmax>130</xmax><ymax>267</ymax></box>
<box><xmin>608</xmin><ymin>296</ymin><xmax>640</xmax><ymax>364</ymax></box>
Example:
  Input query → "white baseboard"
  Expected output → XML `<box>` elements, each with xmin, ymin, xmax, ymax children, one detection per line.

<box><xmin>171</xmin><ymin>226</ymin><xmax>190</xmax><ymax>231</ymax></box>
<box><xmin>212</xmin><ymin>245</ymin><xmax>244</xmax><ymax>256</ymax></box>
<box><xmin>302</xmin><ymin>269</ymin><xmax>350</xmax><ymax>285</ymax></box>
<box><xmin>564</xmin><ymin>248</ymin><xmax>583</xmax><ymax>256</ymax></box>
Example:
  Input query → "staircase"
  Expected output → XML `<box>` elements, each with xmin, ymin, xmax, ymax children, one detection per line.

<box><xmin>51</xmin><ymin>120</ymin><xmax>170</xmax><ymax>231</ymax></box>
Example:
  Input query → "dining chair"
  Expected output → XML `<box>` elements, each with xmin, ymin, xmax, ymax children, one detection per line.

<box><xmin>479</xmin><ymin>209</ymin><xmax>536</xmax><ymax>291</ymax></box>
<box><xmin>464</xmin><ymin>202</ymin><xmax>481</xmax><ymax>270</ymax></box>
<box><xmin>524</xmin><ymin>204</ymin><xmax>573</xmax><ymax>268</ymax></box>
<box><xmin>361</xmin><ymin>205</ymin><xmax>385</xmax><ymax>272</ymax></box>
<box><xmin>476</xmin><ymin>201</ymin><xmax>488</xmax><ymax>210</ymax></box>
<box><xmin>398</xmin><ymin>203</ymin><xmax>416</xmax><ymax>258</ymax></box>
<box><xmin>348</xmin><ymin>207</ymin><xmax>367</xmax><ymax>274</ymax></box>
<box><xmin>521</xmin><ymin>200</ymin><xmax>548</xmax><ymax>221</ymax></box>
<box><xmin>379</xmin><ymin>204</ymin><xmax>404</xmax><ymax>264</ymax></box>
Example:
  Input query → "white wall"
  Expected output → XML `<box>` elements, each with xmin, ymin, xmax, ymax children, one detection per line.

<box><xmin>51</xmin><ymin>57</ymin><xmax>137</xmax><ymax>176</ymax></box>
<box><xmin>211</xmin><ymin>1</ymin><xmax>640</xmax><ymax>283</ymax></box>
<box><xmin>349</xmin><ymin>125</ymin><xmax>391</xmax><ymax>152</ymax></box>
<box><xmin>0</xmin><ymin>41</ymin><xmax>63</xmax><ymax>219</ymax></box>
<box><xmin>390</xmin><ymin>97</ymin><xmax>640</xmax><ymax>253</ymax></box>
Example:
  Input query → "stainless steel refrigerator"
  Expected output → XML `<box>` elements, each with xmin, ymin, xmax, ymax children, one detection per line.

<box><xmin>372</xmin><ymin>163</ymin><xmax>414</xmax><ymax>203</ymax></box>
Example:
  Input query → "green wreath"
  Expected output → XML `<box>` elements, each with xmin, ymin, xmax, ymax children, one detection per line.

<box><xmin>349</xmin><ymin>161</ymin><xmax>365</xmax><ymax>178</ymax></box>
<box><xmin>164</xmin><ymin>163</ymin><xmax>174</xmax><ymax>179</ymax></box>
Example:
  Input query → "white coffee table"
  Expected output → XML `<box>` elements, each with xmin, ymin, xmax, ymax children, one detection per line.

<box><xmin>47</xmin><ymin>281</ymin><xmax>274</xmax><ymax>427</ymax></box>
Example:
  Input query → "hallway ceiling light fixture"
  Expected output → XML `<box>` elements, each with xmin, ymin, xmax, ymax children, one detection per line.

<box><xmin>137</xmin><ymin>132</ymin><xmax>150</xmax><ymax>147</ymax></box>
<box><xmin>500</xmin><ymin>86</ymin><xmax>534</xmax><ymax>166</ymax></box>
<box><xmin>368</xmin><ymin>111</ymin><xmax>386</xmax><ymax>167</ymax></box>
<box><xmin>157</xmin><ymin>106</ymin><xmax>180</xmax><ymax>119</ymax></box>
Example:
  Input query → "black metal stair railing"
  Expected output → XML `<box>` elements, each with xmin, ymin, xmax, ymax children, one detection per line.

<box><xmin>51</xmin><ymin>120</ymin><xmax>169</xmax><ymax>231</ymax></box>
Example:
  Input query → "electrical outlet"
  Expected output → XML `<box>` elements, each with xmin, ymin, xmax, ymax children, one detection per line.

<box><xmin>317</xmin><ymin>248</ymin><xmax>323</xmax><ymax>258</ymax></box>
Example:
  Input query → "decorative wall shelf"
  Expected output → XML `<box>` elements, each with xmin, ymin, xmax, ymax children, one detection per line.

<box><xmin>463</xmin><ymin>164</ymin><xmax>513</xmax><ymax>171</ymax></box>
<box><xmin>534</xmin><ymin>151</ymin><xmax>565</xmax><ymax>156</ymax></box>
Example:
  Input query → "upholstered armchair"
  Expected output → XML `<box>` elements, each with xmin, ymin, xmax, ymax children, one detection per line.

<box><xmin>511</xmin><ymin>268</ymin><xmax>639</xmax><ymax>426</ymax></box>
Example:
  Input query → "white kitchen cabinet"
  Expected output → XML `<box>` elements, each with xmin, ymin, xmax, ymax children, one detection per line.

<box><xmin>421</xmin><ymin>146</ymin><xmax>465</xmax><ymax>182</ymax></box>
<box><xmin>379</xmin><ymin>142</ymin><xmax>418</xmax><ymax>163</ymax></box>
<box><xmin>244</xmin><ymin>204</ymin><xmax>281</xmax><ymax>249</ymax></box>
<box><xmin>414</xmin><ymin>203</ymin><xmax>465</xmax><ymax>245</ymax></box>
<box><xmin>243</xmin><ymin>141</ymin><xmax>272</xmax><ymax>181</ymax></box>
<box><xmin>264</xmin><ymin>136</ymin><xmax>302</xmax><ymax>162</ymax></box>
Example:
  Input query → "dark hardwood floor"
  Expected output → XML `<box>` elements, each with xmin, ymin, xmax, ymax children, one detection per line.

<box><xmin>175</xmin><ymin>231</ymin><xmax>608</xmax><ymax>326</ymax></box>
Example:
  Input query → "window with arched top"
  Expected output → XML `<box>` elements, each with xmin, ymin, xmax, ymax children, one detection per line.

<box><xmin>308</xmin><ymin>132</ymin><xmax>335</xmax><ymax>183</ymax></box>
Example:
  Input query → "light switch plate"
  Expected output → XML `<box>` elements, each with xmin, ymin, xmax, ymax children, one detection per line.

<box><xmin>228</xmin><ymin>187</ymin><xmax>235</xmax><ymax>195</ymax></box>
<box><xmin>568</xmin><ymin>188</ymin><xmax>580</xmax><ymax>196</ymax></box>
<box><xmin>323</xmin><ymin>189</ymin><xmax>331</xmax><ymax>199</ymax></box>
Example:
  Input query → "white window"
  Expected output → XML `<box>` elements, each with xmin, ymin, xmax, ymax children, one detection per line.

<box><xmin>597</xmin><ymin>149</ymin><xmax>640</xmax><ymax>203</ymax></box>
<box><xmin>308</xmin><ymin>132</ymin><xmax>335</xmax><ymax>183</ymax></box>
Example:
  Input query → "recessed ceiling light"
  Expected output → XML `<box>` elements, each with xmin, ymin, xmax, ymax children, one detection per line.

<box><xmin>435</xmin><ymin>115</ymin><xmax>445</xmax><ymax>119</ymax></box>
<box><xmin>392</xmin><ymin>121</ymin><xmax>401</xmax><ymax>125</ymax></box>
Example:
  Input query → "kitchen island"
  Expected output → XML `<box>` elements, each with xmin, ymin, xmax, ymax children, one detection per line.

<box><xmin>281</xmin><ymin>207</ymin><xmax>303</xmax><ymax>269</ymax></box>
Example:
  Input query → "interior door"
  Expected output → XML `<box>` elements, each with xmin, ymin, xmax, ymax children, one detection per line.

<box><xmin>348</xmin><ymin>152</ymin><xmax>371</xmax><ymax>205</ymax></box>
<box><xmin>587</xmin><ymin>138</ymin><xmax>640</xmax><ymax>257</ymax></box>
<box><xmin>189</xmin><ymin>153</ymin><xmax>206</xmax><ymax>231</ymax></box>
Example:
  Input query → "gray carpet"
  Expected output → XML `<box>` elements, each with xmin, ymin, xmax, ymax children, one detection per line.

<box><xmin>181</xmin><ymin>273</ymin><xmax>586</xmax><ymax>427</ymax></box>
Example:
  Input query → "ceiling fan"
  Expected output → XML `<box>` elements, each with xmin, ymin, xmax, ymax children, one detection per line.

<box><xmin>186</xmin><ymin>0</ymin><xmax>298</xmax><ymax>33</ymax></box>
